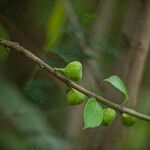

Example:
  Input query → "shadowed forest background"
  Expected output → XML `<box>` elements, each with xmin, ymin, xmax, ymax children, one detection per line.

<box><xmin>0</xmin><ymin>0</ymin><xmax>150</xmax><ymax>150</ymax></box>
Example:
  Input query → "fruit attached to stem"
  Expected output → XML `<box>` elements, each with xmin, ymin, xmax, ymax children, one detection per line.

<box><xmin>102</xmin><ymin>108</ymin><xmax>116</xmax><ymax>126</ymax></box>
<box><xmin>56</xmin><ymin>61</ymin><xmax>82</xmax><ymax>81</ymax></box>
<box><xmin>66</xmin><ymin>88</ymin><xmax>85</xmax><ymax>105</ymax></box>
<box><xmin>121</xmin><ymin>113</ymin><xmax>137</xmax><ymax>127</ymax></box>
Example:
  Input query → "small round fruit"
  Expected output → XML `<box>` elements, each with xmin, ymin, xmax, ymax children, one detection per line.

<box><xmin>66</xmin><ymin>88</ymin><xmax>85</xmax><ymax>105</ymax></box>
<box><xmin>64</xmin><ymin>61</ymin><xmax>82</xmax><ymax>81</ymax></box>
<box><xmin>102</xmin><ymin>108</ymin><xmax>116</xmax><ymax>126</ymax></box>
<box><xmin>121</xmin><ymin>113</ymin><xmax>137</xmax><ymax>127</ymax></box>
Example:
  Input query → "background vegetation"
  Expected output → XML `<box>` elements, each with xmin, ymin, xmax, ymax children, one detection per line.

<box><xmin>0</xmin><ymin>0</ymin><xmax>150</xmax><ymax>150</ymax></box>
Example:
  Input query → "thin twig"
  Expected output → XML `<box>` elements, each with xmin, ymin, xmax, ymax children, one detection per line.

<box><xmin>0</xmin><ymin>38</ymin><xmax>150</xmax><ymax>122</ymax></box>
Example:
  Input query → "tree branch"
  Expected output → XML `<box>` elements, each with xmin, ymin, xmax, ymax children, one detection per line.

<box><xmin>0</xmin><ymin>38</ymin><xmax>150</xmax><ymax>122</ymax></box>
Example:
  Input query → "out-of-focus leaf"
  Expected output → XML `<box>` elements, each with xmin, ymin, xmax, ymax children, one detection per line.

<box><xmin>44</xmin><ymin>1</ymin><xmax>65</xmax><ymax>50</ymax></box>
<box><xmin>0</xmin><ymin>127</ymin><xmax>27</xmax><ymax>150</ymax></box>
<box><xmin>53</xmin><ymin>46</ymin><xmax>91</xmax><ymax>62</ymax></box>
<box><xmin>0</xmin><ymin>79</ymin><xmax>70</xmax><ymax>150</ymax></box>
<box><xmin>90</xmin><ymin>38</ymin><xmax>122</xmax><ymax>62</ymax></box>
<box><xmin>104</xmin><ymin>75</ymin><xmax>129</xmax><ymax>101</ymax></box>
<box><xmin>121</xmin><ymin>89</ymin><xmax>150</xmax><ymax>150</ymax></box>
<box><xmin>122</xmin><ymin>119</ymin><xmax>149</xmax><ymax>150</ymax></box>
<box><xmin>122</xmin><ymin>89</ymin><xmax>150</xmax><ymax>150</ymax></box>
<box><xmin>24</xmin><ymin>79</ymin><xmax>54</xmax><ymax>103</ymax></box>
<box><xmin>27</xmin><ymin>0</ymin><xmax>51</xmax><ymax>26</ymax></box>
<box><xmin>0</xmin><ymin>23</ymin><xmax>9</xmax><ymax>60</ymax></box>
<box><xmin>84</xmin><ymin>98</ymin><xmax>103</xmax><ymax>129</ymax></box>
<box><xmin>83</xmin><ymin>13</ymin><xmax>97</xmax><ymax>22</ymax></box>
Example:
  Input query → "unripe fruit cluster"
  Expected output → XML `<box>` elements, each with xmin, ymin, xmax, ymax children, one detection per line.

<box><xmin>56</xmin><ymin>60</ymin><xmax>137</xmax><ymax>127</ymax></box>
<box><xmin>56</xmin><ymin>61</ymin><xmax>85</xmax><ymax>105</ymax></box>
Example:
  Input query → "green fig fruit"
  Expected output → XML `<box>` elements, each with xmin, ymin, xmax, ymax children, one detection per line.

<box><xmin>58</xmin><ymin>61</ymin><xmax>82</xmax><ymax>81</ymax></box>
<box><xmin>102</xmin><ymin>108</ymin><xmax>116</xmax><ymax>126</ymax></box>
<box><xmin>66</xmin><ymin>88</ymin><xmax>85</xmax><ymax>105</ymax></box>
<box><xmin>121</xmin><ymin>113</ymin><xmax>137</xmax><ymax>127</ymax></box>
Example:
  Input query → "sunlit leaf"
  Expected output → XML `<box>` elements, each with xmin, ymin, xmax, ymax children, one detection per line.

<box><xmin>44</xmin><ymin>1</ymin><xmax>65</xmax><ymax>50</ymax></box>
<box><xmin>104</xmin><ymin>75</ymin><xmax>129</xmax><ymax>100</ymax></box>
<box><xmin>84</xmin><ymin>98</ymin><xmax>103</xmax><ymax>129</ymax></box>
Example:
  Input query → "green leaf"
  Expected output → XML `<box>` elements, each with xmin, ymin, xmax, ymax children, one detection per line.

<box><xmin>104</xmin><ymin>75</ymin><xmax>129</xmax><ymax>100</ymax></box>
<box><xmin>44</xmin><ymin>1</ymin><xmax>65</xmax><ymax>50</ymax></box>
<box><xmin>84</xmin><ymin>98</ymin><xmax>103</xmax><ymax>129</ymax></box>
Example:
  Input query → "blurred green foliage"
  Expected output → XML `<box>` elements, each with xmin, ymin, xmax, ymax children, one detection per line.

<box><xmin>45</xmin><ymin>1</ymin><xmax>66</xmax><ymax>50</ymax></box>
<box><xmin>24</xmin><ymin>79</ymin><xmax>54</xmax><ymax>103</ymax></box>
<box><xmin>0</xmin><ymin>79</ymin><xmax>70</xmax><ymax>150</ymax></box>
<box><xmin>0</xmin><ymin>23</ymin><xmax>9</xmax><ymax>60</ymax></box>
<box><xmin>54</xmin><ymin>46</ymin><xmax>91</xmax><ymax>62</ymax></box>
<box><xmin>0</xmin><ymin>0</ymin><xmax>149</xmax><ymax>149</ymax></box>
<box><xmin>122</xmin><ymin>89</ymin><xmax>150</xmax><ymax>150</ymax></box>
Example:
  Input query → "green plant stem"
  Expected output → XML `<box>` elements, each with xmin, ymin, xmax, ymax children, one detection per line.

<box><xmin>0</xmin><ymin>38</ymin><xmax>150</xmax><ymax>122</ymax></box>
<box><xmin>54</xmin><ymin>67</ymin><xmax>65</xmax><ymax>72</ymax></box>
